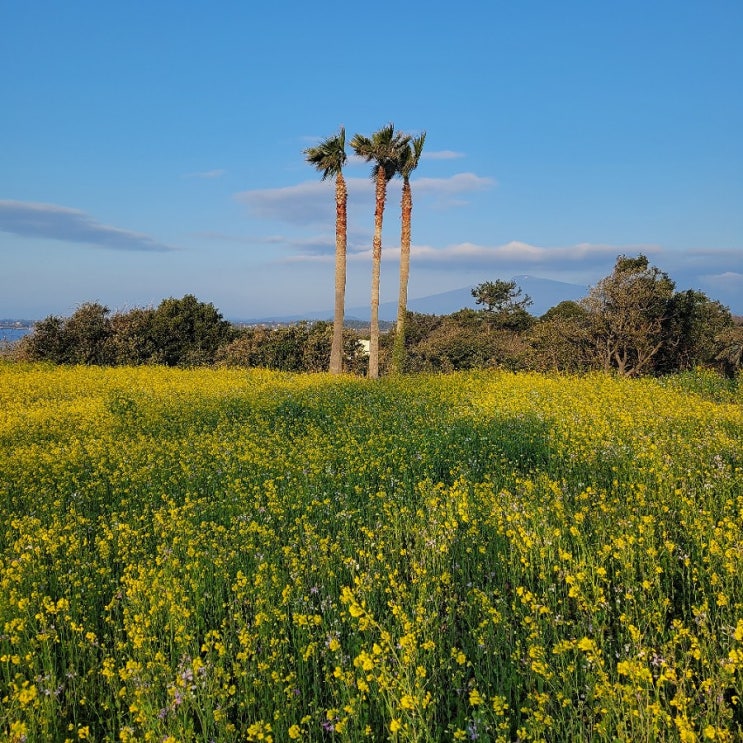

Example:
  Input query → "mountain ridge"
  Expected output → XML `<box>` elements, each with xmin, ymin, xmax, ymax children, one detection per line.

<box><xmin>236</xmin><ymin>276</ymin><xmax>589</xmax><ymax>325</ymax></box>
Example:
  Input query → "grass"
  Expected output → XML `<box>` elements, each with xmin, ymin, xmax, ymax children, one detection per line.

<box><xmin>1</xmin><ymin>363</ymin><xmax>741</xmax><ymax>741</ymax></box>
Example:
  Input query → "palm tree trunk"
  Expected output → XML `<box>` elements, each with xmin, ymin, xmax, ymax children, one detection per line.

<box><xmin>329</xmin><ymin>173</ymin><xmax>347</xmax><ymax>374</ymax></box>
<box><xmin>368</xmin><ymin>167</ymin><xmax>387</xmax><ymax>379</ymax></box>
<box><xmin>391</xmin><ymin>178</ymin><xmax>412</xmax><ymax>374</ymax></box>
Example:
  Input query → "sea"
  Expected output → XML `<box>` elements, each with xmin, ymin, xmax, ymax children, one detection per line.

<box><xmin>0</xmin><ymin>327</ymin><xmax>32</xmax><ymax>344</ymax></box>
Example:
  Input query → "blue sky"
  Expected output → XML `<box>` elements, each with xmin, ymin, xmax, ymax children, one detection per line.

<box><xmin>1</xmin><ymin>0</ymin><xmax>742</xmax><ymax>320</ymax></box>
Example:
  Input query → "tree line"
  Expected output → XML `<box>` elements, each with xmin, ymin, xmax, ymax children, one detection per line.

<box><xmin>8</xmin><ymin>254</ymin><xmax>743</xmax><ymax>377</ymax></box>
<box><xmin>7</xmin><ymin>294</ymin><xmax>367</xmax><ymax>372</ymax></box>
<box><xmin>395</xmin><ymin>256</ymin><xmax>742</xmax><ymax>378</ymax></box>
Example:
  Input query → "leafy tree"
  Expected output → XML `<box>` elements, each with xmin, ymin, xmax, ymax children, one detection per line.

<box><xmin>104</xmin><ymin>307</ymin><xmax>157</xmax><ymax>365</ymax></box>
<box><xmin>215</xmin><ymin>327</ymin><xmax>272</xmax><ymax>368</ymax></box>
<box><xmin>216</xmin><ymin>322</ymin><xmax>366</xmax><ymax>374</ymax></box>
<box><xmin>64</xmin><ymin>302</ymin><xmax>112</xmax><ymax>364</ymax></box>
<box><xmin>149</xmin><ymin>295</ymin><xmax>236</xmax><ymax>366</ymax></box>
<box><xmin>385</xmin><ymin>309</ymin><xmax>529</xmax><ymax>373</ymax></box>
<box><xmin>416</xmin><ymin>323</ymin><xmax>494</xmax><ymax>371</ymax></box>
<box><xmin>17</xmin><ymin>315</ymin><xmax>68</xmax><ymax>362</ymax></box>
<box><xmin>350</xmin><ymin>124</ymin><xmax>410</xmax><ymax>378</ymax></box>
<box><xmin>528</xmin><ymin>301</ymin><xmax>596</xmax><ymax>373</ymax></box>
<box><xmin>17</xmin><ymin>297</ymin><xmax>236</xmax><ymax>367</ymax></box>
<box><xmin>391</xmin><ymin>132</ymin><xmax>426</xmax><ymax>375</ymax></box>
<box><xmin>18</xmin><ymin>303</ymin><xmax>112</xmax><ymax>364</ymax></box>
<box><xmin>581</xmin><ymin>255</ymin><xmax>675</xmax><ymax>376</ymax></box>
<box><xmin>654</xmin><ymin>290</ymin><xmax>733</xmax><ymax>373</ymax></box>
<box><xmin>714</xmin><ymin>323</ymin><xmax>743</xmax><ymax>377</ymax></box>
<box><xmin>472</xmin><ymin>279</ymin><xmax>534</xmax><ymax>332</ymax></box>
<box><xmin>304</xmin><ymin>127</ymin><xmax>348</xmax><ymax>374</ymax></box>
<box><xmin>540</xmin><ymin>299</ymin><xmax>589</xmax><ymax>323</ymax></box>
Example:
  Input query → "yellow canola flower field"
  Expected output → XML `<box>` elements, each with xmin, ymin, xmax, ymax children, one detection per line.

<box><xmin>1</xmin><ymin>363</ymin><xmax>742</xmax><ymax>742</ymax></box>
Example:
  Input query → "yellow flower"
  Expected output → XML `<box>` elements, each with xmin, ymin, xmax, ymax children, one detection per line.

<box><xmin>288</xmin><ymin>724</ymin><xmax>302</xmax><ymax>739</ymax></box>
<box><xmin>469</xmin><ymin>688</ymin><xmax>484</xmax><ymax>706</ymax></box>
<box><xmin>390</xmin><ymin>718</ymin><xmax>402</xmax><ymax>733</ymax></box>
<box><xmin>491</xmin><ymin>695</ymin><xmax>508</xmax><ymax>715</ymax></box>
<box><xmin>348</xmin><ymin>603</ymin><xmax>364</xmax><ymax>618</ymax></box>
<box><xmin>9</xmin><ymin>722</ymin><xmax>28</xmax><ymax>741</ymax></box>
<box><xmin>18</xmin><ymin>682</ymin><xmax>38</xmax><ymax>706</ymax></box>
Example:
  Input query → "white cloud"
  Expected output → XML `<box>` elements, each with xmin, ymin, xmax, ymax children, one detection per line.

<box><xmin>192</xmin><ymin>230</ymin><xmax>289</xmax><ymax>245</ymax></box>
<box><xmin>276</xmin><ymin>240</ymin><xmax>643</xmax><ymax>275</ymax></box>
<box><xmin>195</xmin><ymin>225</ymin><xmax>373</xmax><ymax>262</ymax></box>
<box><xmin>397</xmin><ymin>242</ymin><xmax>673</xmax><ymax>287</ymax></box>
<box><xmin>698</xmin><ymin>270</ymin><xmax>743</xmax><ymax>288</ymax></box>
<box><xmin>0</xmin><ymin>200</ymin><xmax>175</xmax><ymax>252</ymax></box>
<box><xmin>234</xmin><ymin>172</ymin><xmax>494</xmax><ymax>227</ymax></box>
<box><xmin>409</xmin><ymin>241</ymin><xmax>629</xmax><ymax>268</ymax></box>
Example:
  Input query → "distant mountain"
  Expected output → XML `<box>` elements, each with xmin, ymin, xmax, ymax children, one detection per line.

<box><xmin>349</xmin><ymin>287</ymin><xmax>476</xmax><ymax>323</ymax></box>
<box><xmin>237</xmin><ymin>276</ymin><xmax>589</xmax><ymax>325</ymax></box>
<box><xmin>509</xmin><ymin>275</ymin><xmax>589</xmax><ymax>316</ymax></box>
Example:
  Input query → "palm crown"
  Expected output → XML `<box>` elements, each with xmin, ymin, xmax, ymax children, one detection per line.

<box><xmin>398</xmin><ymin>132</ymin><xmax>426</xmax><ymax>181</ymax></box>
<box><xmin>304</xmin><ymin>127</ymin><xmax>347</xmax><ymax>180</ymax></box>
<box><xmin>350</xmin><ymin>124</ymin><xmax>410</xmax><ymax>182</ymax></box>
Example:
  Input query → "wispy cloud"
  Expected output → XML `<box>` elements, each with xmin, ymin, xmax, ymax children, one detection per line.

<box><xmin>423</xmin><ymin>150</ymin><xmax>465</xmax><ymax>160</ymax></box>
<box><xmin>194</xmin><ymin>227</ymin><xmax>371</xmax><ymax>260</ymax></box>
<box><xmin>696</xmin><ymin>270</ymin><xmax>743</xmax><ymax>292</ymax></box>
<box><xmin>183</xmin><ymin>169</ymin><xmax>226</xmax><ymax>179</ymax></box>
<box><xmin>408</xmin><ymin>241</ymin><xmax>654</xmax><ymax>271</ymax></box>
<box><xmin>0</xmin><ymin>200</ymin><xmax>175</xmax><ymax>252</ymax></box>
<box><xmin>275</xmin><ymin>230</ymin><xmax>373</xmax><ymax>262</ymax></box>
<box><xmin>413</xmin><ymin>173</ymin><xmax>494</xmax><ymax>194</ymax></box>
<box><xmin>280</xmin><ymin>240</ymin><xmax>656</xmax><ymax>275</ymax></box>
<box><xmin>235</xmin><ymin>181</ymin><xmax>335</xmax><ymax>226</ymax></box>
<box><xmin>234</xmin><ymin>172</ymin><xmax>494</xmax><ymax>226</ymax></box>
<box><xmin>192</xmin><ymin>230</ymin><xmax>288</xmax><ymax>245</ymax></box>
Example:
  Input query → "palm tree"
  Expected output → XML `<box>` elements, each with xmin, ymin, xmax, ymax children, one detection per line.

<box><xmin>350</xmin><ymin>124</ymin><xmax>410</xmax><ymax>378</ymax></box>
<box><xmin>304</xmin><ymin>127</ymin><xmax>347</xmax><ymax>374</ymax></box>
<box><xmin>391</xmin><ymin>132</ymin><xmax>426</xmax><ymax>375</ymax></box>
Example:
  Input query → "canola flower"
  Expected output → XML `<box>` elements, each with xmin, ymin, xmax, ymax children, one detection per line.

<box><xmin>0</xmin><ymin>362</ymin><xmax>741</xmax><ymax>741</ymax></box>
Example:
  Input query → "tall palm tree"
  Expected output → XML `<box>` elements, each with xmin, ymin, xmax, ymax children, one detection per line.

<box><xmin>304</xmin><ymin>127</ymin><xmax>347</xmax><ymax>374</ymax></box>
<box><xmin>391</xmin><ymin>132</ymin><xmax>426</xmax><ymax>375</ymax></box>
<box><xmin>350</xmin><ymin>124</ymin><xmax>410</xmax><ymax>378</ymax></box>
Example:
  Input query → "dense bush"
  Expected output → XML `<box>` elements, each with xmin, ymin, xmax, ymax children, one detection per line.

<box><xmin>216</xmin><ymin>322</ymin><xmax>367</xmax><ymax>375</ymax></box>
<box><xmin>17</xmin><ymin>296</ymin><xmax>236</xmax><ymax>367</ymax></box>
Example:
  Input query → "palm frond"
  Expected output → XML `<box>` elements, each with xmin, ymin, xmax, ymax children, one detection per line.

<box><xmin>304</xmin><ymin>127</ymin><xmax>347</xmax><ymax>180</ymax></box>
<box><xmin>349</xmin><ymin>132</ymin><xmax>373</xmax><ymax>160</ymax></box>
<box><xmin>352</xmin><ymin>124</ymin><xmax>410</xmax><ymax>182</ymax></box>
<box><xmin>398</xmin><ymin>131</ymin><xmax>426</xmax><ymax>180</ymax></box>
<box><xmin>412</xmin><ymin>132</ymin><xmax>426</xmax><ymax>162</ymax></box>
